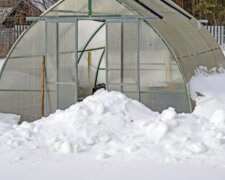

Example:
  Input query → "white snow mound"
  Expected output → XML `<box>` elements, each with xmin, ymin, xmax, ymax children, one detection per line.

<box><xmin>190</xmin><ymin>67</ymin><xmax>225</xmax><ymax>119</ymax></box>
<box><xmin>1</xmin><ymin>90</ymin><xmax>225</xmax><ymax>165</ymax></box>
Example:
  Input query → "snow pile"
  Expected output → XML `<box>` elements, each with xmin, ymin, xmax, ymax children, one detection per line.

<box><xmin>190</xmin><ymin>66</ymin><xmax>225</xmax><ymax>119</ymax></box>
<box><xmin>0</xmin><ymin>90</ymin><xmax>225</xmax><ymax>166</ymax></box>
<box><xmin>0</xmin><ymin>113</ymin><xmax>20</xmax><ymax>135</ymax></box>
<box><xmin>1</xmin><ymin>60</ymin><xmax>225</xmax><ymax>170</ymax></box>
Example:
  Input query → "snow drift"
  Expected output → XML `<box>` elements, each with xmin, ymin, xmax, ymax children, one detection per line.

<box><xmin>1</xmin><ymin>64</ymin><xmax>225</xmax><ymax>179</ymax></box>
<box><xmin>0</xmin><ymin>88</ymin><xmax>225</xmax><ymax>166</ymax></box>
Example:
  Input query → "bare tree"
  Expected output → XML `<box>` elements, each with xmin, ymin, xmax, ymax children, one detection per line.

<box><xmin>32</xmin><ymin>0</ymin><xmax>58</xmax><ymax>10</ymax></box>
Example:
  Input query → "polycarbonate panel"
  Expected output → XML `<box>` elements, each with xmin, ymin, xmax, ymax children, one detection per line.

<box><xmin>158</xmin><ymin>0</ymin><xmax>192</xmax><ymax>18</ymax></box>
<box><xmin>119</xmin><ymin>0</ymin><xmax>225</xmax><ymax>81</ymax></box>
<box><xmin>150</xmin><ymin>20</ymin><xmax>189</xmax><ymax>57</ymax></box>
<box><xmin>107</xmin><ymin>21</ymin><xmax>139</xmax><ymax>100</ymax></box>
<box><xmin>107</xmin><ymin>23</ymin><xmax>122</xmax><ymax>84</ymax></box>
<box><xmin>0</xmin><ymin>56</ymin><xmax>43</xmax><ymax>121</ymax></box>
<box><xmin>196</xmin><ymin>25</ymin><xmax>225</xmax><ymax>67</ymax></box>
<box><xmin>58</xmin><ymin>23</ymin><xmax>76</xmax><ymax>83</ymax></box>
<box><xmin>78</xmin><ymin>49</ymin><xmax>105</xmax><ymax>98</ymax></box>
<box><xmin>57</xmin><ymin>84</ymin><xmax>75</xmax><ymax>110</ymax></box>
<box><xmin>148</xmin><ymin>20</ymin><xmax>196</xmax><ymax>81</ymax></box>
<box><xmin>46</xmin><ymin>22</ymin><xmax>78</xmax><ymax>113</ymax></box>
<box><xmin>47</xmin><ymin>0</ymin><xmax>88</xmax><ymax>16</ymax></box>
<box><xmin>92</xmin><ymin>0</ymin><xmax>135</xmax><ymax>16</ymax></box>
<box><xmin>140</xmin><ymin>91</ymin><xmax>189</xmax><ymax>112</ymax></box>
<box><xmin>45</xmin><ymin>22</ymin><xmax>57</xmax><ymax>114</ymax></box>
<box><xmin>78</xmin><ymin>21</ymin><xmax>105</xmax><ymax>50</ymax></box>
<box><xmin>77</xmin><ymin>20</ymin><xmax>106</xmax><ymax>97</ymax></box>
<box><xmin>139</xmin><ymin>21</ymin><xmax>189</xmax><ymax>112</ymax></box>
<box><xmin>9</xmin><ymin>22</ymin><xmax>45</xmax><ymax>58</ymax></box>
<box><xmin>0</xmin><ymin>91</ymin><xmax>41</xmax><ymax>120</ymax></box>
<box><xmin>123</xmin><ymin>22</ymin><xmax>138</xmax><ymax>84</ymax></box>
<box><xmin>163</xmin><ymin>13</ymin><xmax>217</xmax><ymax>68</ymax></box>
<box><xmin>120</xmin><ymin>0</ymin><xmax>155</xmax><ymax>17</ymax></box>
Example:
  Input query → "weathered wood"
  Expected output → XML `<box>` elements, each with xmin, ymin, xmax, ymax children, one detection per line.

<box><xmin>87</xmin><ymin>51</ymin><xmax>92</xmax><ymax>85</ymax></box>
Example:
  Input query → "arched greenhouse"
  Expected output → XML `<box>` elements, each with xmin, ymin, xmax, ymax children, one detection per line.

<box><xmin>0</xmin><ymin>0</ymin><xmax>224</xmax><ymax>121</ymax></box>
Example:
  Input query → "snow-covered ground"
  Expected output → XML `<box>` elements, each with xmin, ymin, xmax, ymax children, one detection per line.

<box><xmin>0</xmin><ymin>51</ymin><xmax>225</xmax><ymax>179</ymax></box>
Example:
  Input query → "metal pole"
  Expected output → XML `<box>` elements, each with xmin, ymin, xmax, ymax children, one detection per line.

<box><xmin>56</xmin><ymin>22</ymin><xmax>59</xmax><ymax>108</ymax></box>
<box><xmin>75</xmin><ymin>20</ymin><xmax>79</xmax><ymax>102</ymax></box>
<box><xmin>94</xmin><ymin>49</ymin><xmax>105</xmax><ymax>86</ymax></box>
<box><xmin>41</xmin><ymin>56</ymin><xmax>46</xmax><ymax>117</ymax></box>
<box><xmin>44</xmin><ymin>20</ymin><xmax>48</xmax><ymax>116</ymax></box>
<box><xmin>78</xmin><ymin>23</ymin><xmax>105</xmax><ymax>63</ymax></box>
<box><xmin>121</xmin><ymin>22</ymin><xmax>124</xmax><ymax>92</ymax></box>
<box><xmin>88</xmin><ymin>0</ymin><xmax>92</xmax><ymax>17</ymax></box>
<box><xmin>137</xmin><ymin>19</ymin><xmax>141</xmax><ymax>101</ymax></box>
<box><xmin>105</xmin><ymin>22</ymin><xmax>109</xmax><ymax>90</ymax></box>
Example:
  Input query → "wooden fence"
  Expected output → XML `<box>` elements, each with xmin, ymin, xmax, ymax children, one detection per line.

<box><xmin>0</xmin><ymin>25</ymin><xmax>29</xmax><ymax>58</ymax></box>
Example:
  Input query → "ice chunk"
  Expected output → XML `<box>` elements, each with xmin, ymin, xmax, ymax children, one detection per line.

<box><xmin>187</xmin><ymin>142</ymin><xmax>208</xmax><ymax>154</ymax></box>
<box><xmin>58</xmin><ymin>142</ymin><xmax>74</xmax><ymax>154</ymax></box>
<box><xmin>161</xmin><ymin>107</ymin><xmax>177</xmax><ymax>122</ymax></box>
<box><xmin>211</xmin><ymin>110</ymin><xmax>225</xmax><ymax>129</ymax></box>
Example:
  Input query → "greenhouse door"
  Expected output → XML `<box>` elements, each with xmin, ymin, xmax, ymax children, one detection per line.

<box><xmin>45</xmin><ymin>21</ymin><xmax>78</xmax><ymax>115</ymax></box>
<box><xmin>105</xmin><ymin>20</ymin><xmax>141</xmax><ymax>101</ymax></box>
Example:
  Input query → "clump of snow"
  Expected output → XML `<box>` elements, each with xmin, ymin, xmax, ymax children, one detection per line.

<box><xmin>0</xmin><ymin>112</ymin><xmax>20</xmax><ymax>134</ymax></box>
<box><xmin>210</xmin><ymin>110</ymin><xmax>225</xmax><ymax>129</ymax></box>
<box><xmin>161</xmin><ymin>107</ymin><xmax>177</xmax><ymax>121</ymax></box>
<box><xmin>58</xmin><ymin>142</ymin><xmax>74</xmax><ymax>154</ymax></box>
<box><xmin>0</xmin><ymin>112</ymin><xmax>20</xmax><ymax>125</ymax></box>
<box><xmin>193</xmin><ymin>96</ymin><xmax>224</xmax><ymax>119</ymax></box>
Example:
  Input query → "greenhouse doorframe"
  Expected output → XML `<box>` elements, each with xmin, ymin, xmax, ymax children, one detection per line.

<box><xmin>32</xmin><ymin>16</ymin><xmax>153</xmax><ymax>116</ymax></box>
<box><xmin>44</xmin><ymin>17</ymin><xmax>142</xmax><ymax>115</ymax></box>
<box><xmin>44</xmin><ymin>20</ymin><xmax>79</xmax><ymax>116</ymax></box>
<box><xmin>105</xmin><ymin>19</ymin><xmax>141</xmax><ymax>101</ymax></box>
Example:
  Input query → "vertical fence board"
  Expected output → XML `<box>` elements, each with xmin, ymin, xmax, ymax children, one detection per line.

<box><xmin>205</xmin><ymin>25</ymin><xmax>225</xmax><ymax>50</ymax></box>
<box><xmin>0</xmin><ymin>25</ymin><xmax>29</xmax><ymax>58</ymax></box>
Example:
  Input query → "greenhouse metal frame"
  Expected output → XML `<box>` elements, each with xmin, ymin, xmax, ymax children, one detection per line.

<box><xmin>0</xmin><ymin>0</ymin><xmax>224</xmax><ymax>121</ymax></box>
